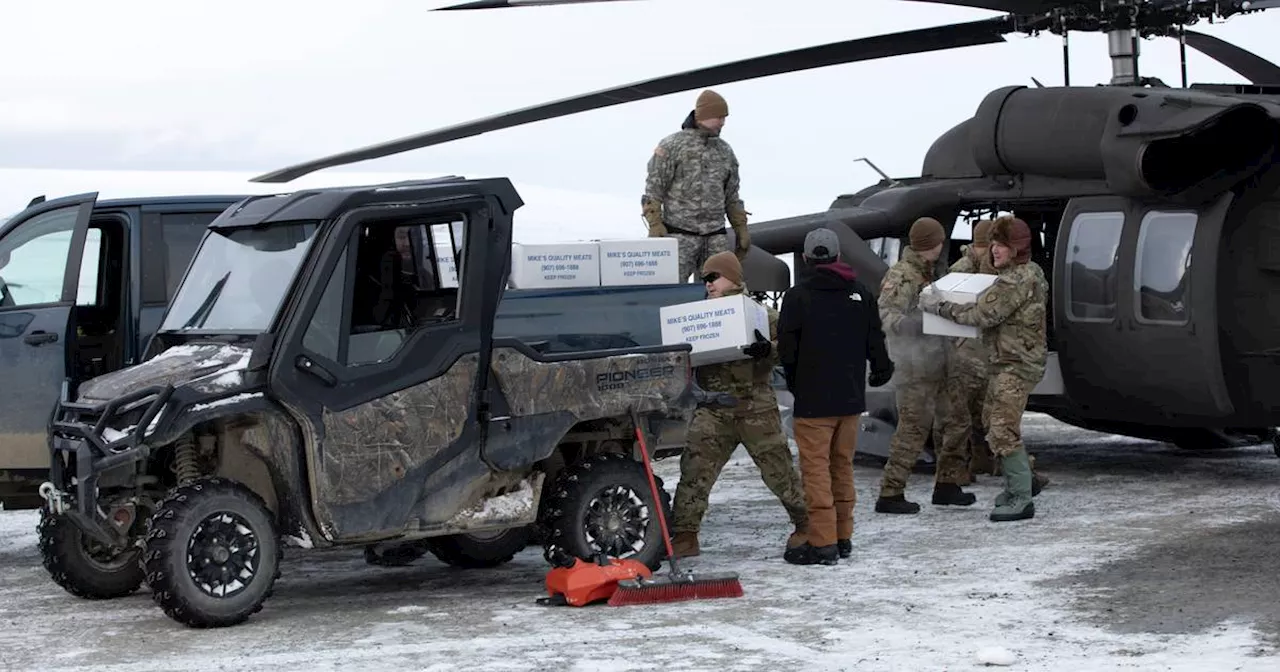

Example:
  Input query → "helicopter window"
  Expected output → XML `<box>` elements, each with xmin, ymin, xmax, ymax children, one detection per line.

<box><xmin>1134</xmin><ymin>211</ymin><xmax>1196</xmax><ymax>325</ymax></box>
<box><xmin>1065</xmin><ymin>211</ymin><xmax>1124</xmax><ymax>322</ymax></box>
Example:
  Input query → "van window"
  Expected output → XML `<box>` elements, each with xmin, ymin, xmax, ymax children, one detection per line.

<box><xmin>0</xmin><ymin>206</ymin><xmax>79</xmax><ymax>307</ymax></box>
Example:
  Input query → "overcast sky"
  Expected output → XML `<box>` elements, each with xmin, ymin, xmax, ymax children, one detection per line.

<box><xmin>1</xmin><ymin>0</ymin><xmax>1276</xmax><ymax>245</ymax></box>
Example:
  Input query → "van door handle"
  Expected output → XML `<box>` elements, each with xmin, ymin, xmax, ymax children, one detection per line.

<box><xmin>295</xmin><ymin>355</ymin><xmax>336</xmax><ymax>386</ymax></box>
<box><xmin>24</xmin><ymin>331</ymin><xmax>57</xmax><ymax>346</ymax></box>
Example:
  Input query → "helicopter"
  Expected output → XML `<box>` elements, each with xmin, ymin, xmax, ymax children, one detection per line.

<box><xmin>249</xmin><ymin>0</ymin><xmax>1280</xmax><ymax>455</ymax></box>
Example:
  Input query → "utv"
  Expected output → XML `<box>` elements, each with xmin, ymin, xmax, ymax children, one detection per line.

<box><xmin>37</xmin><ymin>177</ymin><xmax>699</xmax><ymax>628</ymax></box>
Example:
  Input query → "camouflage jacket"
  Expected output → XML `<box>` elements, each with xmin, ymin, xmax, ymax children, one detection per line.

<box><xmin>945</xmin><ymin>246</ymin><xmax>996</xmax><ymax>380</ymax></box>
<box><xmin>938</xmin><ymin>260</ymin><xmax>1049</xmax><ymax>383</ymax></box>
<box><xmin>643</xmin><ymin>127</ymin><xmax>743</xmax><ymax>235</ymax></box>
<box><xmin>879</xmin><ymin>247</ymin><xmax>947</xmax><ymax>381</ymax></box>
<box><xmin>694</xmin><ymin>287</ymin><xmax>779</xmax><ymax>415</ymax></box>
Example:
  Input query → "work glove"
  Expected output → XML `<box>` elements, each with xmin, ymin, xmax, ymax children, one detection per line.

<box><xmin>897</xmin><ymin>312</ymin><xmax>924</xmax><ymax>336</ymax></box>
<box><xmin>728</xmin><ymin>205</ymin><xmax>750</xmax><ymax>259</ymax></box>
<box><xmin>741</xmin><ymin>329</ymin><xmax>771</xmax><ymax>359</ymax></box>
<box><xmin>642</xmin><ymin>198</ymin><xmax>666</xmax><ymax>237</ymax></box>
<box><xmin>868</xmin><ymin>362</ymin><xmax>894</xmax><ymax>388</ymax></box>
<box><xmin>917</xmin><ymin>285</ymin><xmax>943</xmax><ymax>314</ymax></box>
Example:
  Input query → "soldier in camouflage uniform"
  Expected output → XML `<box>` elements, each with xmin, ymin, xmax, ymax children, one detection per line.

<box><xmin>939</xmin><ymin>219</ymin><xmax>998</xmax><ymax>483</ymax></box>
<box><xmin>874</xmin><ymin>217</ymin><xmax>975</xmax><ymax>514</ymax></box>
<box><xmin>642</xmin><ymin>89</ymin><xmax>751</xmax><ymax>283</ymax></box>
<box><xmin>919</xmin><ymin>215</ymin><xmax>1047</xmax><ymax>522</ymax></box>
<box><xmin>670</xmin><ymin>251</ymin><xmax>809</xmax><ymax>557</ymax></box>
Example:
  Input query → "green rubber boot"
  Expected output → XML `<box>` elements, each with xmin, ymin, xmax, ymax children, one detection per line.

<box><xmin>990</xmin><ymin>449</ymin><xmax>1035</xmax><ymax>522</ymax></box>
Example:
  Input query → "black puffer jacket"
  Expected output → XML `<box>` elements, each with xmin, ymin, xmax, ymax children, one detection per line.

<box><xmin>777</xmin><ymin>262</ymin><xmax>893</xmax><ymax>418</ymax></box>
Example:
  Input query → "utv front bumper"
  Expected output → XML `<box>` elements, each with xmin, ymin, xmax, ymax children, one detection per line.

<box><xmin>40</xmin><ymin>382</ymin><xmax>174</xmax><ymax>546</ymax></box>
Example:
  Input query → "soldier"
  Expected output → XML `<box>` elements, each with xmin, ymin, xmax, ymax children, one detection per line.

<box><xmin>670</xmin><ymin>251</ymin><xmax>809</xmax><ymax>558</ymax></box>
<box><xmin>642</xmin><ymin>89</ymin><xmax>751</xmax><ymax>283</ymax></box>
<box><xmin>777</xmin><ymin>228</ymin><xmax>894</xmax><ymax>565</ymax></box>
<box><xmin>939</xmin><ymin>219</ymin><xmax>999</xmax><ymax>482</ymax></box>
<box><xmin>919</xmin><ymin>215</ymin><xmax>1047</xmax><ymax>522</ymax></box>
<box><xmin>874</xmin><ymin>217</ymin><xmax>975</xmax><ymax>514</ymax></box>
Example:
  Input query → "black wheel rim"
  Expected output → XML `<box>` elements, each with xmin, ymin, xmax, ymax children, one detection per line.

<box><xmin>583</xmin><ymin>485</ymin><xmax>650</xmax><ymax>558</ymax></box>
<box><xmin>186</xmin><ymin>511</ymin><xmax>259</xmax><ymax>598</ymax></box>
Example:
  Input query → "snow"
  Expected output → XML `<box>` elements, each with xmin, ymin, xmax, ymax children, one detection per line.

<box><xmin>284</xmin><ymin>528</ymin><xmax>315</xmax><ymax>549</ymax></box>
<box><xmin>189</xmin><ymin>392</ymin><xmax>262</xmax><ymax>413</ymax></box>
<box><xmin>1</xmin><ymin>413</ymin><xmax>1278</xmax><ymax>670</ymax></box>
<box><xmin>444</xmin><ymin>477</ymin><xmax>538</xmax><ymax>528</ymax></box>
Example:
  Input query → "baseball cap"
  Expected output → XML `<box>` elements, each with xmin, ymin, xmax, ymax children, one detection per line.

<box><xmin>803</xmin><ymin>227</ymin><xmax>840</xmax><ymax>261</ymax></box>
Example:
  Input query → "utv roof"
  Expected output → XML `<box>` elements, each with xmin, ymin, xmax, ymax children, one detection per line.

<box><xmin>209</xmin><ymin>176</ymin><xmax>524</xmax><ymax>229</ymax></box>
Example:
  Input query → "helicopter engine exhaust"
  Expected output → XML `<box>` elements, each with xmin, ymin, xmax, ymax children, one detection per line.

<box><xmin>970</xmin><ymin>85</ymin><xmax>1280</xmax><ymax>202</ymax></box>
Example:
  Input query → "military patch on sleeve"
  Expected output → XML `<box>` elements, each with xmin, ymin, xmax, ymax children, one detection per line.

<box><xmin>653</xmin><ymin>145</ymin><xmax>666</xmax><ymax>157</ymax></box>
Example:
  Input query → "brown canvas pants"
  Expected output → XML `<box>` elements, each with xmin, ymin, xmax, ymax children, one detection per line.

<box><xmin>792</xmin><ymin>416</ymin><xmax>859</xmax><ymax>548</ymax></box>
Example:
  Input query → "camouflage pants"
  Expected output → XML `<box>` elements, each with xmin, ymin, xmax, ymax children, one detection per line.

<box><xmin>878</xmin><ymin>376</ymin><xmax>968</xmax><ymax>497</ymax></box>
<box><xmin>671</xmin><ymin>406</ymin><xmax>809</xmax><ymax>535</ymax></box>
<box><xmin>939</xmin><ymin>368</ymin><xmax>993</xmax><ymax>474</ymax></box>
<box><xmin>670</xmin><ymin>231</ymin><xmax>730</xmax><ymax>283</ymax></box>
<box><xmin>983</xmin><ymin>370</ymin><xmax>1036</xmax><ymax>458</ymax></box>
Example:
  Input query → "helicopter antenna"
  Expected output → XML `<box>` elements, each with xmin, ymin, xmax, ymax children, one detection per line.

<box><xmin>1058</xmin><ymin>9</ymin><xmax>1070</xmax><ymax>85</ymax></box>
<box><xmin>854</xmin><ymin>157</ymin><xmax>899</xmax><ymax>186</ymax></box>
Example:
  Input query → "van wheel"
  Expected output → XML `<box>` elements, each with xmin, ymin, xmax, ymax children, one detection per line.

<box><xmin>425</xmin><ymin>527</ymin><xmax>532</xmax><ymax>569</ymax></box>
<box><xmin>38</xmin><ymin>509</ymin><xmax>144</xmax><ymax>600</ymax></box>
<box><xmin>539</xmin><ymin>453</ymin><xmax>671</xmax><ymax>572</ymax></box>
<box><xmin>142</xmin><ymin>477</ymin><xmax>281</xmax><ymax>628</ymax></box>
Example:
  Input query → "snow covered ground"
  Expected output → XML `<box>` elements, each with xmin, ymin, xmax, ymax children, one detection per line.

<box><xmin>1</xmin><ymin>413</ymin><xmax>1278</xmax><ymax>671</ymax></box>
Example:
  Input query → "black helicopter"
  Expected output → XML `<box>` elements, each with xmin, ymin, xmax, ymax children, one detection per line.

<box><xmin>250</xmin><ymin>0</ymin><xmax>1280</xmax><ymax>456</ymax></box>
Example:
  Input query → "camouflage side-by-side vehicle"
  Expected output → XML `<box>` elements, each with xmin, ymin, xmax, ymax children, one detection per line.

<box><xmin>37</xmin><ymin>177</ymin><xmax>702</xmax><ymax>628</ymax></box>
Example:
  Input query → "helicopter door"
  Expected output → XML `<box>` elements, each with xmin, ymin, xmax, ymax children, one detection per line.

<box><xmin>1053</xmin><ymin>195</ymin><xmax>1234</xmax><ymax>421</ymax></box>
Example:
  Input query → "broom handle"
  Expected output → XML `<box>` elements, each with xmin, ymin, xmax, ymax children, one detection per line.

<box><xmin>631</xmin><ymin>409</ymin><xmax>679</xmax><ymax>574</ymax></box>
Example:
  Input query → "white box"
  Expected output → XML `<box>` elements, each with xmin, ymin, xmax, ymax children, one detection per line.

<box><xmin>435</xmin><ymin>243</ymin><xmax>458</xmax><ymax>288</ymax></box>
<box><xmin>921</xmin><ymin>272</ymin><xmax>1000</xmax><ymax>338</ymax></box>
<box><xmin>597</xmin><ymin>237</ymin><xmax>680</xmax><ymax>285</ymax></box>
<box><xmin>509</xmin><ymin>242</ymin><xmax>601</xmax><ymax>289</ymax></box>
<box><xmin>659</xmin><ymin>294</ymin><xmax>770</xmax><ymax>366</ymax></box>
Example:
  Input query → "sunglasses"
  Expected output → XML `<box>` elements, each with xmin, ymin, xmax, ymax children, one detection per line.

<box><xmin>701</xmin><ymin>272</ymin><xmax>721</xmax><ymax>284</ymax></box>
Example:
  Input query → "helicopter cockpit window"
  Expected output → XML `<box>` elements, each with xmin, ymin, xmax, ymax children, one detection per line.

<box><xmin>1065</xmin><ymin>211</ymin><xmax>1124</xmax><ymax>322</ymax></box>
<box><xmin>1134</xmin><ymin>211</ymin><xmax>1196</xmax><ymax>325</ymax></box>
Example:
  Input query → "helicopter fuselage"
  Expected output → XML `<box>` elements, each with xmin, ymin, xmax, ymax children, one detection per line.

<box><xmin>750</xmin><ymin>83</ymin><xmax>1280</xmax><ymax>445</ymax></box>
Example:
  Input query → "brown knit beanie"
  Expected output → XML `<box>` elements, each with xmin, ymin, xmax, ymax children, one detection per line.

<box><xmin>972</xmin><ymin>219</ymin><xmax>993</xmax><ymax>247</ymax></box>
<box><xmin>991</xmin><ymin>215</ymin><xmax>1032</xmax><ymax>264</ymax></box>
<box><xmin>701</xmin><ymin>250</ymin><xmax>742</xmax><ymax>286</ymax></box>
<box><xmin>909</xmin><ymin>217</ymin><xmax>945</xmax><ymax>251</ymax></box>
<box><xmin>694</xmin><ymin>90</ymin><xmax>728</xmax><ymax>121</ymax></box>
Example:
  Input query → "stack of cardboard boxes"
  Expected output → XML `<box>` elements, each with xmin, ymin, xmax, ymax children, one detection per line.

<box><xmin>507</xmin><ymin>238</ymin><xmax>770</xmax><ymax>366</ymax></box>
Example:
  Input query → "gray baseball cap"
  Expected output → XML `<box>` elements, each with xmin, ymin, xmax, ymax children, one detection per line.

<box><xmin>803</xmin><ymin>227</ymin><xmax>840</xmax><ymax>261</ymax></box>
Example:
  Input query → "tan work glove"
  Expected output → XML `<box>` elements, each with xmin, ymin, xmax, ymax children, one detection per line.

<box><xmin>728</xmin><ymin>205</ymin><xmax>750</xmax><ymax>258</ymax></box>
<box><xmin>642</xmin><ymin>198</ymin><xmax>666</xmax><ymax>237</ymax></box>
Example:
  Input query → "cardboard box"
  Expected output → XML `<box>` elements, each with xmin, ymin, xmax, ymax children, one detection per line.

<box><xmin>435</xmin><ymin>243</ymin><xmax>459</xmax><ymax>288</ymax></box>
<box><xmin>509</xmin><ymin>242</ymin><xmax>601</xmax><ymax>289</ymax></box>
<box><xmin>598</xmin><ymin>237</ymin><xmax>680</xmax><ymax>285</ymax></box>
<box><xmin>659</xmin><ymin>294</ymin><xmax>770</xmax><ymax>366</ymax></box>
<box><xmin>921</xmin><ymin>272</ymin><xmax>999</xmax><ymax>338</ymax></box>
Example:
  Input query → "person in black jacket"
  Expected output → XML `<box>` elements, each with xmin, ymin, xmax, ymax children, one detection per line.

<box><xmin>777</xmin><ymin>227</ymin><xmax>894</xmax><ymax>565</ymax></box>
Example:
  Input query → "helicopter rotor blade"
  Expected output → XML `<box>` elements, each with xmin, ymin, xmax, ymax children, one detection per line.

<box><xmin>435</xmin><ymin>0</ymin><xmax>640</xmax><ymax>9</ymax></box>
<box><xmin>1181</xmin><ymin>29</ymin><xmax>1280</xmax><ymax>85</ymax></box>
<box><xmin>251</xmin><ymin>16</ymin><xmax>1012</xmax><ymax>182</ymax></box>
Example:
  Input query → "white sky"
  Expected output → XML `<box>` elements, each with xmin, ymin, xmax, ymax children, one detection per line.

<box><xmin>1</xmin><ymin>0</ymin><xmax>1276</xmax><ymax>252</ymax></box>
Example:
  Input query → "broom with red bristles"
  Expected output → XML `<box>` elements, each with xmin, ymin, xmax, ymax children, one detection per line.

<box><xmin>607</xmin><ymin>407</ymin><xmax>744</xmax><ymax>606</ymax></box>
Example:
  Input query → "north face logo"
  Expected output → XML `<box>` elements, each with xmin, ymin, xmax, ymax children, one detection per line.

<box><xmin>849</xmin><ymin>293</ymin><xmax>862</xmax><ymax>302</ymax></box>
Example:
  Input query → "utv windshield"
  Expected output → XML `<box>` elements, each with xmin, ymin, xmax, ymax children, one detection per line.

<box><xmin>160</xmin><ymin>221</ymin><xmax>319</xmax><ymax>333</ymax></box>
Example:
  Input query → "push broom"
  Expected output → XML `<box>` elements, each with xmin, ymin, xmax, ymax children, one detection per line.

<box><xmin>607</xmin><ymin>407</ymin><xmax>744</xmax><ymax>606</ymax></box>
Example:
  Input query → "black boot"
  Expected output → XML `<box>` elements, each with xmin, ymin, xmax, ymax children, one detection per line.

<box><xmin>784</xmin><ymin>542</ymin><xmax>838</xmax><ymax>566</ymax></box>
<box><xmin>931</xmin><ymin>482</ymin><xmax>977</xmax><ymax>506</ymax></box>
<box><xmin>837</xmin><ymin>539</ymin><xmax>852</xmax><ymax>559</ymax></box>
<box><xmin>875</xmin><ymin>494</ymin><xmax>921</xmax><ymax>514</ymax></box>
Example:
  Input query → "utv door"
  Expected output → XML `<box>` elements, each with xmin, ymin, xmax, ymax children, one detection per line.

<box><xmin>270</xmin><ymin>194</ymin><xmax>498</xmax><ymax>541</ymax></box>
<box><xmin>0</xmin><ymin>193</ymin><xmax>97</xmax><ymax>472</ymax></box>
